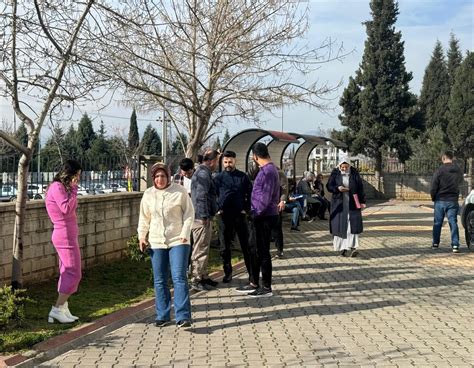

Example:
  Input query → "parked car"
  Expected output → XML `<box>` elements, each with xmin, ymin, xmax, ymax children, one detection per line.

<box><xmin>0</xmin><ymin>185</ymin><xmax>17</xmax><ymax>202</ymax></box>
<box><xmin>461</xmin><ymin>189</ymin><xmax>474</xmax><ymax>248</ymax></box>
<box><xmin>27</xmin><ymin>184</ymin><xmax>48</xmax><ymax>199</ymax></box>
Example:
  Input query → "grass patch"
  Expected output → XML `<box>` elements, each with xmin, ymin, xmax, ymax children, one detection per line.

<box><xmin>1</xmin><ymin>246</ymin><xmax>242</xmax><ymax>354</ymax></box>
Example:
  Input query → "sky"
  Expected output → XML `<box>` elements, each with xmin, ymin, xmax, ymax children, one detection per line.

<box><xmin>0</xmin><ymin>0</ymin><xmax>472</xmax><ymax>143</ymax></box>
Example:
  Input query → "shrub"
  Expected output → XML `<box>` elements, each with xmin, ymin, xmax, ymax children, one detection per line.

<box><xmin>0</xmin><ymin>286</ymin><xmax>30</xmax><ymax>330</ymax></box>
<box><xmin>126</xmin><ymin>235</ymin><xmax>150</xmax><ymax>262</ymax></box>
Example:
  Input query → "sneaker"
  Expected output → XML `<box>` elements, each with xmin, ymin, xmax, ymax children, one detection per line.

<box><xmin>248</xmin><ymin>287</ymin><xmax>273</xmax><ymax>298</ymax></box>
<box><xmin>290</xmin><ymin>226</ymin><xmax>300</xmax><ymax>231</ymax></box>
<box><xmin>191</xmin><ymin>281</ymin><xmax>211</xmax><ymax>292</ymax></box>
<box><xmin>432</xmin><ymin>243</ymin><xmax>439</xmax><ymax>249</ymax></box>
<box><xmin>202</xmin><ymin>278</ymin><xmax>218</xmax><ymax>287</ymax></box>
<box><xmin>275</xmin><ymin>251</ymin><xmax>284</xmax><ymax>258</ymax></box>
<box><xmin>235</xmin><ymin>284</ymin><xmax>258</xmax><ymax>293</ymax></box>
<box><xmin>308</xmin><ymin>217</ymin><xmax>315</xmax><ymax>223</ymax></box>
<box><xmin>222</xmin><ymin>272</ymin><xmax>232</xmax><ymax>283</ymax></box>
<box><xmin>452</xmin><ymin>247</ymin><xmax>460</xmax><ymax>253</ymax></box>
<box><xmin>154</xmin><ymin>320</ymin><xmax>170</xmax><ymax>327</ymax></box>
<box><xmin>176</xmin><ymin>320</ymin><xmax>192</xmax><ymax>328</ymax></box>
<box><xmin>350</xmin><ymin>248</ymin><xmax>359</xmax><ymax>257</ymax></box>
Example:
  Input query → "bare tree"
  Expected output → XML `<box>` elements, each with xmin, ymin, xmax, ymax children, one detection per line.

<box><xmin>0</xmin><ymin>0</ymin><xmax>115</xmax><ymax>288</ymax></box>
<box><xmin>98</xmin><ymin>0</ymin><xmax>348</xmax><ymax>158</ymax></box>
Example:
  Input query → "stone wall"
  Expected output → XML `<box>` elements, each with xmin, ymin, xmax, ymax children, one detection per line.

<box><xmin>360</xmin><ymin>173</ymin><xmax>471</xmax><ymax>200</ymax></box>
<box><xmin>0</xmin><ymin>193</ymin><xmax>142</xmax><ymax>286</ymax></box>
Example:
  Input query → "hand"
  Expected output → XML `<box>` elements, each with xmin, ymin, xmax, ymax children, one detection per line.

<box><xmin>179</xmin><ymin>238</ymin><xmax>188</xmax><ymax>244</ymax></box>
<box><xmin>277</xmin><ymin>201</ymin><xmax>286</xmax><ymax>212</ymax></box>
<box><xmin>360</xmin><ymin>203</ymin><xmax>366</xmax><ymax>209</ymax></box>
<box><xmin>338</xmin><ymin>186</ymin><xmax>349</xmax><ymax>193</ymax></box>
<box><xmin>139</xmin><ymin>238</ymin><xmax>149</xmax><ymax>252</ymax></box>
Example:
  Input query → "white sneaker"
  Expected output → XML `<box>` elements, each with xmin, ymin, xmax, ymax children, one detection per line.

<box><xmin>48</xmin><ymin>305</ymin><xmax>76</xmax><ymax>324</ymax></box>
<box><xmin>63</xmin><ymin>301</ymin><xmax>79</xmax><ymax>321</ymax></box>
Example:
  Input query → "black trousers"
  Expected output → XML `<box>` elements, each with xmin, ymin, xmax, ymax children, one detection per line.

<box><xmin>250</xmin><ymin>215</ymin><xmax>279</xmax><ymax>289</ymax></box>
<box><xmin>217</xmin><ymin>213</ymin><xmax>252</xmax><ymax>277</ymax></box>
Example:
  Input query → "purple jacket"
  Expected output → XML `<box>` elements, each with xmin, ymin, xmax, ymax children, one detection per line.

<box><xmin>251</xmin><ymin>162</ymin><xmax>280</xmax><ymax>217</ymax></box>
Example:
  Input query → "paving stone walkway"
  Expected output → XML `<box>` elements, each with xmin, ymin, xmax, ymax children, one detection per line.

<box><xmin>39</xmin><ymin>201</ymin><xmax>474</xmax><ymax>367</ymax></box>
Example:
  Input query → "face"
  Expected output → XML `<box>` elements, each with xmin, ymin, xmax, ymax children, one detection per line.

<box><xmin>317</xmin><ymin>175</ymin><xmax>323</xmax><ymax>181</ymax></box>
<box><xmin>180</xmin><ymin>168</ymin><xmax>193</xmax><ymax>178</ymax></box>
<box><xmin>339</xmin><ymin>163</ymin><xmax>350</xmax><ymax>172</ymax></box>
<box><xmin>153</xmin><ymin>170</ymin><xmax>168</xmax><ymax>189</ymax></box>
<box><xmin>72</xmin><ymin>170</ymin><xmax>81</xmax><ymax>184</ymax></box>
<box><xmin>209</xmin><ymin>158</ymin><xmax>219</xmax><ymax>171</ymax></box>
<box><xmin>223</xmin><ymin>157</ymin><xmax>236</xmax><ymax>171</ymax></box>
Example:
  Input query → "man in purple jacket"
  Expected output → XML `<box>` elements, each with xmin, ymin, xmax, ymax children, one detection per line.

<box><xmin>236</xmin><ymin>142</ymin><xmax>280</xmax><ymax>297</ymax></box>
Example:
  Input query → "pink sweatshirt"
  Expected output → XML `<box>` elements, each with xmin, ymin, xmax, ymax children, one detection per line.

<box><xmin>45</xmin><ymin>182</ymin><xmax>79</xmax><ymax>246</ymax></box>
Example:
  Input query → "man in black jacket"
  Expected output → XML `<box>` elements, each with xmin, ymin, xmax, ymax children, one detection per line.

<box><xmin>214</xmin><ymin>151</ymin><xmax>253</xmax><ymax>283</ymax></box>
<box><xmin>430</xmin><ymin>151</ymin><xmax>464</xmax><ymax>252</ymax></box>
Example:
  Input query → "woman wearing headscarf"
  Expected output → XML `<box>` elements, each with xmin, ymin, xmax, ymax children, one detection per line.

<box><xmin>326</xmin><ymin>158</ymin><xmax>366</xmax><ymax>257</ymax></box>
<box><xmin>45</xmin><ymin>159</ymin><xmax>82</xmax><ymax>323</ymax></box>
<box><xmin>138</xmin><ymin>163</ymin><xmax>195</xmax><ymax>328</ymax></box>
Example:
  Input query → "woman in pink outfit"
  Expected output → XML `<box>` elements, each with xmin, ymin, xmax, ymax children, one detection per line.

<box><xmin>45</xmin><ymin>160</ymin><xmax>82</xmax><ymax>323</ymax></box>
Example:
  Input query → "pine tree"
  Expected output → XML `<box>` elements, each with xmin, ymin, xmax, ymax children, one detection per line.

<box><xmin>447</xmin><ymin>51</ymin><xmax>474</xmax><ymax>159</ymax></box>
<box><xmin>15</xmin><ymin>124</ymin><xmax>28</xmax><ymax>147</ymax></box>
<box><xmin>128</xmin><ymin>109</ymin><xmax>139</xmax><ymax>152</ymax></box>
<box><xmin>141</xmin><ymin>124</ymin><xmax>162</xmax><ymax>155</ymax></box>
<box><xmin>63</xmin><ymin>125</ymin><xmax>79</xmax><ymax>160</ymax></box>
<box><xmin>222</xmin><ymin>129</ymin><xmax>231</xmax><ymax>148</ymax></box>
<box><xmin>76</xmin><ymin>113</ymin><xmax>96</xmax><ymax>162</ymax></box>
<box><xmin>213</xmin><ymin>137</ymin><xmax>222</xmax><ymax>151</ymax></box>
<box><xmin>338</xmin><ymin>0</ymin><xmax>417</xmax><ymax>179</ymax></box>
<box><xmin>89</xmin><ymin>121</ymin><xmax>110</xmax><ymax>170</ymax></box>
<box><xmin>171</xmin><ymin>133</ymin><xmax>188</xmax><ymax>155</ymax></box>
<box><xmin>447</xmin><ymin>33</ymin><xmax>463</xmax><ymax>88</ymax></box>
<box><xmin>419</xmin><ymin>41</ymin><xmax>450</xmax><ymax>133</ymax></box>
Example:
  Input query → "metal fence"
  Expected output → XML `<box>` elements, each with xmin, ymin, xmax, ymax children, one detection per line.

<box><xmin>352</xmin><ymin>158</ymin><xmax>467</xmax><ymax>175</ymax></box>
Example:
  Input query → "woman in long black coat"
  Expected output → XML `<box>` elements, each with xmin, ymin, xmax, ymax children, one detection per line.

<box><xmin>326</xmin><ymin>161</ymin><xmax>366</xmax><ymax>257</ymax></box>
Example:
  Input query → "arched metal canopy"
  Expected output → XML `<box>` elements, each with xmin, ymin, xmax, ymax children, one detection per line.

<box><xmin>222</xmin><ymin>128</ymin><xmax>347</xmax><ymax>173</ymax></box>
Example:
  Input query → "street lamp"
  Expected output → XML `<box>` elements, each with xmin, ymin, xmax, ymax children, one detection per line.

<box><xmin>157</xmin><ymin>112</ymin><xmax>171</xmax><ymax>163</ymax></box>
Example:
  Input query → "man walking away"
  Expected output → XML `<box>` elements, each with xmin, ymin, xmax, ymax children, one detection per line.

<box><xmin>236</xmin><ymin>142</ymin><xmax>280</xmax><ymax>298</ymax></box>
<box><xmin>214</xmin><ymin>151</ymin><xmax>253</xmax><ymax>283</ymax></box>
<box><xmin>430</xmin><ymin>151</ymin><xmax>463</xmax><ymax>253</ymax></box>
<box><xmin>190</xmin><ymin>150</ymin><xmax>219</xmax><ymax>291</ymax></box>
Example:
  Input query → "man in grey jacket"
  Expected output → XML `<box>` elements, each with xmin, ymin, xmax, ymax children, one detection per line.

<box><xmin>190</xmin><ymin>149</ymin><xmax>219</xmax><ymax>291</ymax></box>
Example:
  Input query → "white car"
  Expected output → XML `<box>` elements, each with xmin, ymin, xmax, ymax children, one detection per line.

<box><xmin>0</xmin><ymin>185</ymin><xmax>17</xmax><ymax>202</ymax></box>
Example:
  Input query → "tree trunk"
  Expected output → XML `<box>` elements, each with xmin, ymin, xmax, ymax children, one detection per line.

<box><xmin>11</xmin><ymin>153</ymin><xmax>30</xmax><ymax>289</ymax></box>
<box><xmin>374</xmin><ymin>150</ymin><xmax>384</xmax><ymax>199</ymax></box>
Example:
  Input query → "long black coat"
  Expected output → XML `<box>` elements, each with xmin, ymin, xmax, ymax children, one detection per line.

<box><xmin>326</xmin><ymin>168</ymin><xmax>366</xmax><ymax>238</ymax></box>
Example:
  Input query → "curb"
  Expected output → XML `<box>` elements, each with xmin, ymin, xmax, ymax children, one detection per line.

<box><xmin>1</xmin><ymin>261</ymin><xmax>249</xmax><ymax>368</ymax></box>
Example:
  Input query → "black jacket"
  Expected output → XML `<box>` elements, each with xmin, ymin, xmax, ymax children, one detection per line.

<box><xmin>214</xmin><ymin>169</ymin><xmax>252</xmax><ymax>215</ymax></box>
<box><xmin>191</xmin><ymin>164</ymin><xmax>217</xmax><ymax>219</ymax></box>
<box><xmin>430</xmin><ymin>163</ymin><xmax>463</xmax><ymax>202</ymax></box>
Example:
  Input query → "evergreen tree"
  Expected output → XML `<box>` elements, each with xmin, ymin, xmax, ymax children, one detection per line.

<box><xmin>89</xmin><ymin>121</ymin><xmax>110</xmax><ymax>170</ymax></box>
<box><xmin>128</xmin><ymin>109</ymin><xmax>139</xmax><ymax>152</ymax></box>
<box><xmin>213</xmin><ymin>137</ymin><xmax>222</xmax><ymax>151</ymax></box>
<box><xmin>419</xmin><ymin>41</ymin><xmax>450</xmax><ymax>133</ymax></box>
<box><xmin>338</xmin><ymin>0</ymin><xmax>417</xmax><ymax>178</ymax></box>
<box><xmin>171</xmin><ymin>133</ymin><xmax>188</xmax><ymax>155</ymax></box>
<box><xmin>222</xmin><ymin>129</ymin><xmax>231</xmax><ymax>148</ymax></box>
<box><xmin>15</xmin><ymin>124</ymin><xmax>28</xmax><ymax>147</ymax></box>
<box><xmin>447</xmin><ymin>51</ymin><xmax>474</xmax><ymax>159</ymax></box>
<box><xmin>447</xmin><ymin>33</ymin><xmax>463</xmax><ymax>88</ymax></box>
<box><xmin>63</xmin><ymin>125</ymin><xmax>79</xmax><ymax>161</ymax></box>
<box><xmin>76</xmin><ymin>113</ymin><xmax>96</xmax><ymax>161</ymax></box>
<box><xmin>141</xmin><ymin>124</ymin><xmax>162</xmax><ymax>155</ymax></box>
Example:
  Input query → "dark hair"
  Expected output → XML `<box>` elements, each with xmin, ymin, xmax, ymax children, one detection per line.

<box><xmin>53</xmin><ymin>159</ymin><xmax>82</xmax><ymax>192</ymax></box>
<box><xmin>179</xmin><ymin>158</ymin><xmax>194</xmax><ymax>171</ymax></box>
<box><xmin>443</xmin><ymin>150</ymin><xmax>454</xmax><ymax>160</ymax></box>
<box><xmin>222</xmin><ymin>150</ymin><xmax>236</xmax><ymax>158</ymax></box>
<box><xmin>252</xmin><ymin>142</ymin><xmax>269</xmax><ymax>159</ymax></box>
<box><xmin>197</xmin><ymin>154</ymin><xmax>204</xmax><ymax>164</ymax></box>
<box><xmin>203</xmin><ymin>149</ymin><xmax>220</xmax><ymax>161</ymax></box>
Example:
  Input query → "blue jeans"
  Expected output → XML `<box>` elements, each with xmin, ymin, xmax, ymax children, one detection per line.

<box><xmin>285</xmin><ymin>202</ymin><xmax>304</xmax><ymax>227</ymax></box>
<box><xmin>149</xmin><ymin>245</ymin><xmax>191</xmax><ymax>322</ymax></box>
<box><xmin>433</xmin><ymin>201</ymin><xmax>460</xmax><ymax>247</ymax></box>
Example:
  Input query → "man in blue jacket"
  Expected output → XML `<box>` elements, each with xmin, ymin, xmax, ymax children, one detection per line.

<box><xmin>190</xmin><ymin>150</ymin><xmax>219</xmax><ymax>291</ymax></box>
<box><xmin>430</xmin><ymin>151</ymin><xmax>464</xmax><ymax>252</ymax></box>
<box><xmin>214</xmin><ymin>151</ymin><xmax>253</xmax><ymax>283</ymax></box>
<box><xmin>236</xmin><ymin>142</ymin><xmax>280</xmax><ymax>297</ymax></box>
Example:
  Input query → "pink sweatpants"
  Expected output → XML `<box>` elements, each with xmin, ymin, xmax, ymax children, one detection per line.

<box><xmin>52</xmin><ymin>236</ymin><xmax>82</xmax><ymax>294</ymax></box>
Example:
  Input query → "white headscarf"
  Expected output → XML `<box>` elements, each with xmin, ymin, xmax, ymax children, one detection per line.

<box><xmin>338</xmin><ymin>152</ymin><xmax>350</xmax><ymax>167</ymax></box>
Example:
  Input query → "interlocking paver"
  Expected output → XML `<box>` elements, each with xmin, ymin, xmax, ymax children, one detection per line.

<box><xmin>35</xmin><ymin>202</ymin><xmax>474</xmax><ymax>368</ymax></box>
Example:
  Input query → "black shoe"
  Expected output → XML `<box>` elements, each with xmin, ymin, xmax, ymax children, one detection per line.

<box><xmin>452</xmin><ymin>246</ymin><xmax>460</xmax><ymax>253</ymax></box>
<box><xmin>350</xmin><ymin>248</ymin><xmax>359</xmax><ymax>257</ymax></box>
<box><xmin>154</xmin><ymin>320</ymin><xmax>170</xmax><ymax>327</ymax></box>
<box><xmin>202</xmin><ymin>278</ymin><xmax>218</xmax><ymax>287</ymax></box>
<box><xmin>340</xmin><ymin>249</ymin><xmax>347</xmax><ymax>256</ymax></box>
<box><xmin>275</xmin><ymin>251</ymin><xmax>284</xmax><ymax>258</ymax></box>
<box><xmin>290</xmin><ymin>226</ymin><xmax>300</xmax><ymax>231</ymax></box>
<box><xmin>432</xmin><ymin>243</ymin><xmax>439</xmax><ymax>249</ymax></box>
<box><xmin>191</xmin><ymin>281</ymin><xmax>211</xmax><ymax>292</ymax></box>
<box><xmin>223</xmin><ymin>272</ymin><xmax>232</xmax><ymax>283</ymax></box>
<box><xmin>248</xmin><ymin>287</ymin><xmax>273</xmax><ymax>298</ymax></box>
<box><xmin>177</xmin><ymin>320</ymin><xmax>191</xmax><ymax>328</ymax></box>
<box><xmin>235</xmin><ymin>284</ymin><xmax>258</xmax><ymax>293</ymax></box>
